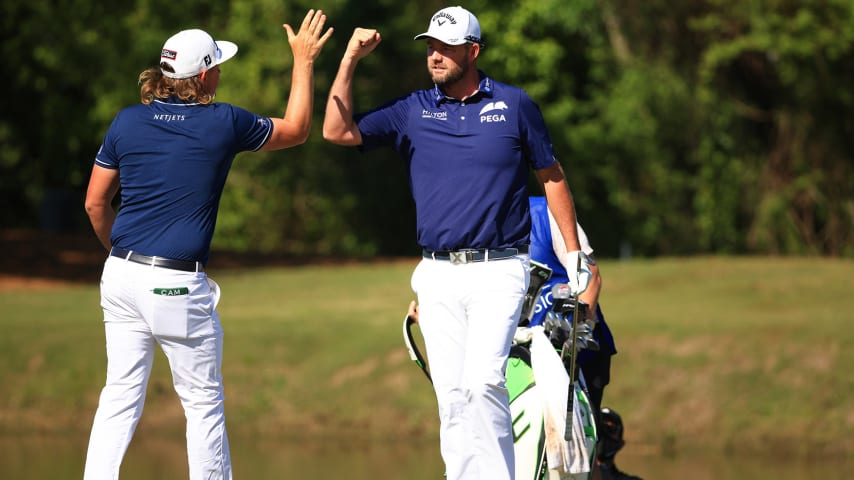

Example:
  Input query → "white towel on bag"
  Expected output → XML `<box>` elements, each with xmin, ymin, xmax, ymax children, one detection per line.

<box><xmin>530</xmin><ymin>326</ymin><xmax>594</xmax><ymax>479</ymax></box>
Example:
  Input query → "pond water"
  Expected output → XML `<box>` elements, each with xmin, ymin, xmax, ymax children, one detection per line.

<box><xmin>1</xmin><ymin>433</ymin><xmax>847</xmax><ymax>479</ymax></box>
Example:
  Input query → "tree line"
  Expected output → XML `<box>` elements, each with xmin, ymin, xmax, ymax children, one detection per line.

<box><xmin>2</xmin><ymin>0</ymin><xmax>851</xmax><ymax>257</ymax></box>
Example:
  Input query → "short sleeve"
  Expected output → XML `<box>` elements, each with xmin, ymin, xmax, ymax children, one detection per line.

<box><xmin>355</xmin><ymin>95</ymin><xmax>411</xmax><ymax>151</ymax></box>
<box><xmin>230</xmin><ymin>106</ymin><xmax>273</xmax><ymax>152</ymax></box>
<box><xmin>94</xmin><ymin>116</ymin><xmax>121</xmax><ymax>169</ymax></box>
<box><xmin>518</xmin><ymin>91</ymin><xmax>557</xmax><ymax>170</ymax></box>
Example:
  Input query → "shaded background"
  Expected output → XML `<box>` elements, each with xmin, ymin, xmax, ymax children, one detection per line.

<box><xmin>2</xmin><ymin>0</ymin><xmax>852</xmax><ymax>259</ymax></box>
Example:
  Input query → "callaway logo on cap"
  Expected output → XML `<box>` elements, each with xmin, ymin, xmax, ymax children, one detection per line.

<box><xmin>414</xmin><ymin>6</ymin><xmax>482</xmax><ymax>46</ymax></box>
<box><xmin>160</xmin><ymin>29</ymin><xmax>238</xmax><ymax>79</ymax></box>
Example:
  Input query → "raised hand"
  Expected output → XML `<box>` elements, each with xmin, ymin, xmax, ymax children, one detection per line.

<box><xmin>283</xmin><ymin>9</ymin><xmax>334</xmax><ymax>64</ymax></box>
<box><xmin>345</xmin><ymin>27</ymin><xmax>382</xmax><ymax>62</ymax></box>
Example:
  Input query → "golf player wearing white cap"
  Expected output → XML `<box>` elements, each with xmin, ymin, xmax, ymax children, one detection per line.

<box><xmin>83</xmin><ymin>10</ymin><xmax>332</xmax><ymax>480</ymax></box>
<box><xmin>323</xmin><ymin>6</ymin><xmax>590</xmax><ymax>479</ymax></box>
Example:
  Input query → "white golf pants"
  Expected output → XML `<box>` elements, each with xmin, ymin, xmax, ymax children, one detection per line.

<box><xmin>411</xmin><ymin>255</ymin><xmax>530</xmax><ymax>480</ymax></box>
<box><xmin>84</xmin><ymin>255</ymin><xmax>231</xmax><ymax>480</ymax></box>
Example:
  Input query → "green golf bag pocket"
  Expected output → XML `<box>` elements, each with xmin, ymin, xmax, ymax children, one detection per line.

<box><xmin>508</xmin><ymin>344</ymin><xmax>549</xmax><ymax>480</ymax></box>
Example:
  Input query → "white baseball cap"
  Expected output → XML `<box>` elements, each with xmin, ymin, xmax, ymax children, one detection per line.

<box><xmin>414</xmin><ymin>6</ymin><xmax>482</xmax><ymax>46</ymax></box>
<box><xmin>160</xmin><ymin>29</ymin><xmax>238</xmax><ymax>79</ymax></box>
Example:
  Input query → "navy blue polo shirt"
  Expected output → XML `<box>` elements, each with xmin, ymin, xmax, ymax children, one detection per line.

<box><xmin>94</xmin><ymin>96</ymin><xmax>272</xmax><ymax>264</ymax></box>
<box><xmin>356</xmin><ymin>73</ymin><xmax>557</xmax><ymax>251</ymax></box>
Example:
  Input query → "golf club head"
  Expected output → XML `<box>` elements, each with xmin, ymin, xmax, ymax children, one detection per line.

<box><xmin>551</xmin><ymin>283</ymin><xmax>575</xmax><ymax>314</ymax></box>
<box><xmin>583</xmin><ymin>337</ymin><xmax>600</xmax><ymax>351</ymax></box>
<box><xmin>575</xmin><ymin>330</ymin><xmax>599</xmax><ymax>350</ymax></box>
<box><xmin>513</xmin><ymin>326</ymin><xmax>534</xmax><ymax>345</ymax></box>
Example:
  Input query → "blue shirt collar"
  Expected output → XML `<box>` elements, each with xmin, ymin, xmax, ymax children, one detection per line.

<box><xmin>154</xmin><ymin>95</ymin><xmax>202</xmax><ymax>106</ymax></box>
<box><xmin>432</xmin><ymin>71</ymin><xmax>494</xmax><ymax>106</ymax></box>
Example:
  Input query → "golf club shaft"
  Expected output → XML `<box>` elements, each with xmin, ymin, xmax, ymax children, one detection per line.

<box><xmin>564</xmin><ymin>254</ymin><xmax>582</xmax><ymax>442</ymax></box>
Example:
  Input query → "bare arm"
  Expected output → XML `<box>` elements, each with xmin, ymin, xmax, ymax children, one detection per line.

<box><xmin>537</xmin><ymin>162</ymin><xmax>592</xmax><ymax>295</ymax></box>
<box><xmin>580</xmin><ymin>260</ymin><xmax>602</xmax><ymax>319</ymax></box>
<box><xmin>261</xmin><ymin>9</ymin><xmax>334</xmax><ymax>151</ymax></box>
<box><xmin>322</xmin><ymin>28</ymin><xmax>382</xmax><ymax>145</ymax></box>
<box><xmin>84</xmin><ymin>165</ymin><xmax>120</xmax><ymax>250</ymax></box>
<box><xmin>535</xmin><ymin>162</ymin><xmax>581</xmax><ymax>252</ymax></box>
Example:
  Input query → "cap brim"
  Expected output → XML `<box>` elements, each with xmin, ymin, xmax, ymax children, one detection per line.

<box><xmin>215</xmin><ymin>40</ymin><xmax>238</xmax><ymax>66</ymax></box>
<box><xmin>413</xmin><ymin>33</ymin><xmax>468</xmax><ymax>45</ymax></box>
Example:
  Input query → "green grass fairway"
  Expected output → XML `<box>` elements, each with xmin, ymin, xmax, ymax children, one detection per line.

<box><xmin>1</xmin><ymin>256</ymin><xmax>851</xmax><ymax>458</ymax></box>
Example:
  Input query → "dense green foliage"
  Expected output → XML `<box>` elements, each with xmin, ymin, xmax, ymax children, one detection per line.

<box><xmin>2</xmin><ymin>0</ymin><xmax>852</xmax><ymax>256</ymax></box>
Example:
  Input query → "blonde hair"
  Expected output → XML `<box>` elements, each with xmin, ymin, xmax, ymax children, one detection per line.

<box><xmin>138</xmin><ymin>63</ymin><xmax>214</xmax><ymax>105</ymax></box>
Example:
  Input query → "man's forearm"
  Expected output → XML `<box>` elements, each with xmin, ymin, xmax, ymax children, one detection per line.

<box><xmin>322</xmin><ymin>58</ymin><xmax>360</xmax><ymax>144</ymax></box>
<box><xmin>282</xmin><ymin>58</ymin><xmax>317</xmax><ymax>144</ymax></box>
<box><xmin>579</xmin><ymin>263</ymin><xmax>601</xmax><ymax>318</ymax></box>
<box><xmin>539</xmin><ymin>165</ymin><xmax>581</xmax><ymax>252</ymax></box>
<box><xmin>87</xmin><ymin>206</ymin><xmax>115</xmax><ymax>251</ymax></box>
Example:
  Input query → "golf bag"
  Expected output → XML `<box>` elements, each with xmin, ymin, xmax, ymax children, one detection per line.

<box><xmin>508</xmin><ymin>346</ymin><xmax>598</xmax><ymax>480</ymax></box>
<box><xmin>509</xmin><ymin>261</ymin><xmax>598</xmax><ymax>480</ymax></box>
<box><xmin>507</xmin><ymin>344</ymin><xmax>548</xmax><ymax>478</ymax></box>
